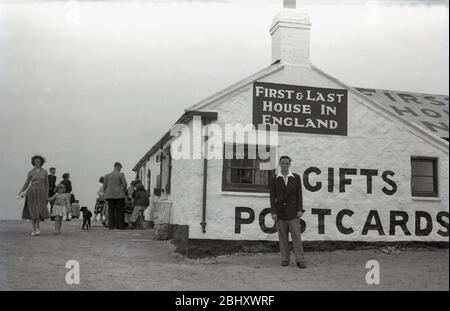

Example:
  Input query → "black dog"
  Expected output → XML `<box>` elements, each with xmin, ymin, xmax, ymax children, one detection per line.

<box><xmin>80</xmin><ymin>206</ymin><xmax>92</xmax><ymax>230</ymax></box>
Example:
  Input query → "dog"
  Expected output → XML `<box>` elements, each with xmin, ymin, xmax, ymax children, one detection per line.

<box><xmin>80</xmin><ymin>206</ymin><xmax>92</xmax><ymax>230</ymax></box>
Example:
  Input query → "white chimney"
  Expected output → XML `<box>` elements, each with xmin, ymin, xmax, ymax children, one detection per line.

<box><xmin>270</xmin><ymin>9</ymin><xmax>312</xmax><ymax>66</ymax></box>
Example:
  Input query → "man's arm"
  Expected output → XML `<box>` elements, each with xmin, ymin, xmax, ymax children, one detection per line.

<box><xmin>269</xmin><ymin>176</ymin><xmax>277</xmax><ymax>217</ymax></box>
<box><xmin>103</xmin><ymin>175</ymin><xmax>108</xmax><ymax>193</ymax></box>
<box><xmin>44</xmin><ymin>170</ymin><xmax>49</xmax><ymax>197</ymax></box>
<box><xmin>121</xmin><ymin>173</ymin><xmax>127</xmax><ymax>194</ymax></box>
<box><xmin>296</xmin><ymin>174</ymin><xmax>304</xmax><ymax>213</ymax></box>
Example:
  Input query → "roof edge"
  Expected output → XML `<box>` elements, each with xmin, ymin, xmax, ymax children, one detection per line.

<box><xmin>186</xmin><ymin>62</ymin><xmax>284</xmax><ymax>112</ymax></box>
<box><xmin>132</xmin><ymin>111</ymin><xmax>218</xmax><ymax>172</ymax></box>
<box><xmin>311</xmin><ymin>64</ymin><xmax>449</xmax><ymax>154</ymax></box>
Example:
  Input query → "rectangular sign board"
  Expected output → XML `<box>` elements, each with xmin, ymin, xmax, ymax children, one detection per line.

<box><xmin>253</xmin><ymin>82</ymin><xmax>348</xmax><ymax>136</ymax></box>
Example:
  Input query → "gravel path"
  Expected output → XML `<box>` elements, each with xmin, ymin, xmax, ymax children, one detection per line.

<box><xmin>0</xmin><ymin>220</ymin><xmax>448</xmax><ymax>291</ymax></box>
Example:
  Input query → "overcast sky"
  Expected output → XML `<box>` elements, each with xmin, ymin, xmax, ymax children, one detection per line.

<box><xmin>0</xmin><ymin>0</ymin><xmax>448</xmax><ymax>219</ymax></box>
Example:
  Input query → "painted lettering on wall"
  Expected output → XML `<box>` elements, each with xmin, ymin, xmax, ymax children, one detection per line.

<box><xmin>253</xmin><ymin>82</ymin><xmax>348</xmax><ymax>136</ymax></box>
<box><xmin>303</xmin><ymin>166</ymin><xmax>397</xmax><ymax>195</ymax></box>
<box><xmin>356</xmin><ymin>88</ymin><xmax>449</xmax><ymax>139</ymax></box>
<box><xmin>234</xmin><ymin>207</ymin><xmax>450</xmax><ymax>238</ymax></box>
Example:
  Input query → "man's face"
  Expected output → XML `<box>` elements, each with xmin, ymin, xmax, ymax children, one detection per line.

<box><xmin>50</xmin><ymin>169</ymin><xmax>56</xmax><ymax>175</ymax></box>
<box><xmin>279</xmin><ymin>158</ymin><xmax>291</xmax><ymax>172</ymax></box>
<box><xmin>115</xmin><ymin>165</ymin><xmax>122</xmax><ymax>172</ymax></box>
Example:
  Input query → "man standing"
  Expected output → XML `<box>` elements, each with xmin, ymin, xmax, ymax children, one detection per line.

<box><xmin>103</xmin><ymin>162</ymin><xmax>128</xmax><ymax>230</ymax></box>
<box><xmin>269</xmin><ymin>156</ymin><xmax>307</xmax><ymax>269</ymax></box>
<box><xmin>48</xmin><ymin>167</ymin><xmax>57</xmax><ymax>221</ymax></box>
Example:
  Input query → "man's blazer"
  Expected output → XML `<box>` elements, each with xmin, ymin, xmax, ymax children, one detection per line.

<box><xmin>269</xmin><ymin>173</ymin><xmax>304</xmax><ymax>220</ymax></box>
<box><xmin>103</xmin><ymin>171</ymin><xmax>127</xmax><ymax>200</ymax></box>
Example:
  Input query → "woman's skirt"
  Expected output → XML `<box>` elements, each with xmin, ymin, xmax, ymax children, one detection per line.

<box><xmin>22</xmin><ymin>184</ymin><xmax>50</xmax><ymax>220</ymax></box>
<box><xmin>51</xmin><ymin>204</ymin><xmax>66</xmax><ymax>217</ymax></box>
<box><xmin>94</xmin><ymin>199</ymin><xmax>105</xmax><ymax>214</ymax></box>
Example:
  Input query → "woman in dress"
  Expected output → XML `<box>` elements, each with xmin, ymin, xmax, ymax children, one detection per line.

<box><xmin>18</xmin><ymin>155</ymin><xmax>51</xmax><ymax>236</ymax></box>
<box><xmin>60</xmin><ymin>173</ymin><xmax>73</xmax><ymax>221</ymax></box>
<box><xmin>94</xmin><ymin>176</ymin><xmax>105</xmax><ymax>222</ymax></box>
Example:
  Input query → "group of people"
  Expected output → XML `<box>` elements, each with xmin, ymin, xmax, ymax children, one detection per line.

<box><xmin>48</xmin><ymin>168</ymin><xmax>80</xmax><ymax>222</ymax></box>
<box><xmin>18</xmin><ymin>154</ymin><xmax>307</xmax><ymax>269</ymax></box>
<box><xmin>17</xmin><ymin>155</ymin><xmax>79</xmax><ymax>235</ymax></box>
<box><xmin>18</xmin><ymin>156</ymin><xmax>150</xmax><ymax>236</ymax></box>
<box><xmin>96</xmin><ymin>162</ymin><xmax>150</xmax><ymax>231</ymax></box>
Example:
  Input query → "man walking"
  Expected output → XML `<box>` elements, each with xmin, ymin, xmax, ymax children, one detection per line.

<box><xmin>269</xmin><ymin>156</ymin><xmax>307</xmax><ymax>269</ymax></box>
<box><xmin>48</xmin><ymin>167</ymin><xmax>57</xmax><ymax>221</ymax></box>
<box><xmin>103</xmin><ymin>162</ymin><xmax>128</xmax><ymax>230</ymax></box>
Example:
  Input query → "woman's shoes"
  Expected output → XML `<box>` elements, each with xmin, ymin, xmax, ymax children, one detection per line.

<box><xmin>31</xmin><ymin>231</ymin><xmax>36</xmax><ymax>236</ymax></box>
<box><xmin>35</xmin><ymin>230</ymin><xmax>40</xmax><ymax>236</ymax></box>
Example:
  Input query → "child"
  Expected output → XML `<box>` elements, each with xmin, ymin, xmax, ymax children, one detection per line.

<box><xmin>48</xmin><ymin>184</ymin><xmax>70</xmax><ymax>235</ymax></box>
<box><xmin>127</xmin><ymin>183</ymin><xmax>150</xmax><ymax>229</ymax></box>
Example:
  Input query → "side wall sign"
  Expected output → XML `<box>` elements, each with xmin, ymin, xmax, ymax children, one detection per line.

<box><xmin>253</xmin><ymin>82</ymin><xmax>348</xmax><ymax>136</ymax></box>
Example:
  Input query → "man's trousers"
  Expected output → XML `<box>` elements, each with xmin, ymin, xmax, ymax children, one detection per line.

<box><xmin>107</xmin><ymin>199</ymin><xmax>125</xmax><ymax>230</ymax></box>
<box><xmin>276</xmin><ymin>218</ymin><xmax>305</xmax><ymax>263</ymax></box>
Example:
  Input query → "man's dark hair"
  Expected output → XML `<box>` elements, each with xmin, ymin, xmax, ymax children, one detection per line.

<box><xmin>114</xmin><ymin>162</ymin><xmax>122</xmax><ymax>168</ymax></box>
<box><xmin>279</xmin><ymin>155</ymin><xmax>292</xmax><ymax>163</ymax></box>
<box><xmin>99</xmin><ymin>176</ymin><xmax>104</xmax><ymax>183</ymax></box>
<box><xmin>49</xmin><ymin>167</ymin><xmax>56</xmax><ymax>171</ymax></box>
<box><xmin>62</xmin><ymin>173</ymin><xmax>70</xmax><ymax>180</ymax></box>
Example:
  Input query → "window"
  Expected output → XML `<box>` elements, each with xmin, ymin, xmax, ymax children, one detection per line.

<box><xmin>147</xmin><ymin>169</ymin><xmax>151</xmax><ymax>194</ymax></box>
<box><xmin>160</xmin><ymin>147</ymin><xmax>172</xmax><ymax>195</ymax></box>
<box><xmin>222</xmin><ymin>144</ymin><xmax>275</xmax><ymax>193</ymax></box>
<box><xmin>411</xmin><ymin>157</ymin><xmax>438</xmax><ymax>197</ymax></box>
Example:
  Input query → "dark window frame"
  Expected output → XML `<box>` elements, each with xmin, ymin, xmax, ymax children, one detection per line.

<box><xmin>147</xmin><ymin>169</ymin><xmax>151</xmax><ymax>195</ymax></box>
<box><xmin>411</xmin><ymin>156</ymin><xmax>439</xmax><ymax>197</ymax></box>
<box><xmin>221</xmin><ymin>144</ymin><xmax>275</xmax><ymax>193</ymax></box>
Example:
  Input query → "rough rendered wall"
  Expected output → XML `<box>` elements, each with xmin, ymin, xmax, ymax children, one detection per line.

<box><xmin>169</xmin><ymin>64</ymin><xmax>449</xmax><ymax>242</ymax></box>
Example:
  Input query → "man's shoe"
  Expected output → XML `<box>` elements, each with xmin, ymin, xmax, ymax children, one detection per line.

<box><xmin>296</xmin><ymin>261</ymin><xmax>307</xmax><ymax>269</ymax></box>
<box><xmin>281</xmin><ymin>261</ymin><xmax>289</xmax><ymax>267</ymax></box>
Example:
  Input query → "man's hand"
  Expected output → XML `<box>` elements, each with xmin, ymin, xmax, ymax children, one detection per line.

<box><xmin>297</xmin><ymin>211</ymin><xmax>303</xmax><ymax>218</ymax></box>
<box><xmin>271</xmin><ymin>213</ymin><xmax>277</xmax><ymax>222</ymax></box>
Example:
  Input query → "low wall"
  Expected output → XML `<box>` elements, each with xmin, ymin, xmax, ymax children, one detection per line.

<box><xmin>186</xmin><ymin>239</ymin><xmax>448</xmax><ymax>258</ymax></box>
<box><xmin>156</xmin><ymin>224</ymin><xmax>449</xmax><ymax>258</ymax></box>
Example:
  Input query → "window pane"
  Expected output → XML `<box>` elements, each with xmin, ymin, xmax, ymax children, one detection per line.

<box><xmin>239</xmin><ymin>169</ymin><xmax>253</xmax><ymax>184</ymax></box>
<box><xmin>229</xmin><ymin>168</ymin><xmax>239</xmax><ymax>183</ymax></box>
<box><xmin>228</xmin><ymin>168</ymin><xmax>254</xmax><ymax>184</ymax></box>
<box><xmin>411</xmin><ymin>160</ymin><xmax>434</xmax><ymax>176</ymax></box>
<box><xmin>242</xmin><ymin>159</ymin><xmax>255</xmax><ymax>168</ymax></box>
<box><xmin>229</xmin><ymin>159</ymin><xmax>254</xmax><ymax>168</ymax></box>
<box><xmin>412</xmin><ymin>176</ymin><xmax>435</xmax><ymax>193</ymax></box>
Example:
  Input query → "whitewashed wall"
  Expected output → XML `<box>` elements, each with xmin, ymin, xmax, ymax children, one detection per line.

<box><xmin>139</xmin><ymin>153</ymin><xmax>161</xmax><ymax>221</ymax></box>
<box><xmin>166</xmin><ymin>64</ymin><xmax>449</xmax><ymax>242</ymax></box>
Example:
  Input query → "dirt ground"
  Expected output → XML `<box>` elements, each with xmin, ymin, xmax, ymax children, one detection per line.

<box><xmin>0</xmin><ymin>220</ymin><xmax>448</xmax><ymax>291</ymax></box>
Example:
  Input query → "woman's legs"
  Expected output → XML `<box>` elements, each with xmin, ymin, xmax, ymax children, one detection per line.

<box><xmin>54</xmin><ymin>217</ymin><xmax>58</xmax><ymax>232</ymax></box>
<box><xmin>35</xmin><ymin>219</ymin><xmax>40</xmax><ymax>235</ymax></box>
<box><xmin>31</xmin><ymin>219</ymin><xmax>36</xmax><ymax>234</ymax></box>
<box><xmin>57</xmin><ymin>216</ymin><xmax>63</xmax><ymax>233</ymax></box>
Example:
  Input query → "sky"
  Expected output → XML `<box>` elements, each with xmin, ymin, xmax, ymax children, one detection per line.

<box><xmin>0</xmin><ymin>0</ymin><xmax>448</xmax><ymax>219</ymax></box>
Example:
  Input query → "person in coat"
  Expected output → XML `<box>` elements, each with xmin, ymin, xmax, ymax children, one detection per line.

<box><xmin>269</xmin><ymin>155</ymin><xmax>307</xmax><ymax>269</ymax></box>
<box><xmin>103</xmin><ymin>162</ymin><xmax>128</xmax><ymax>230</ymax></box>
